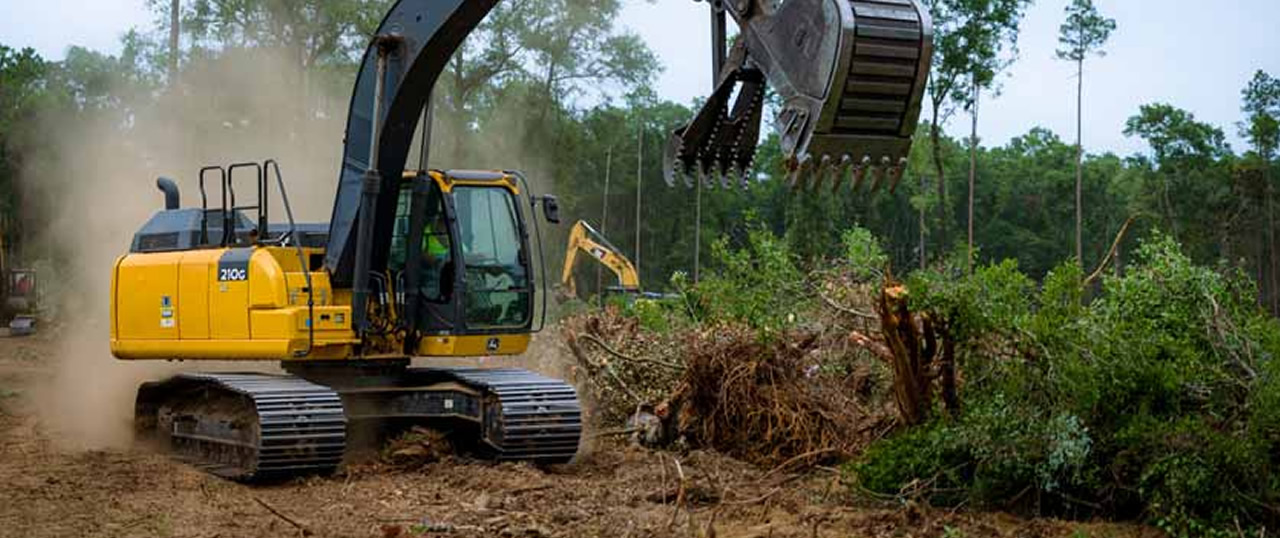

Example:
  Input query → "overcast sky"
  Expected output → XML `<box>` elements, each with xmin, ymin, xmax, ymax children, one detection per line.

<box><xmin>2</xmin><ymin>0</ymin><xmax>1277</xmax><ymax>156</ymax></box>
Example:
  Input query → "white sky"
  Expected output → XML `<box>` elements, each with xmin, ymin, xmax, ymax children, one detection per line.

<box><xmin>2</xmin><ymin>0</ymin><xmax>1278</xmax><ymax>156</ymax></box>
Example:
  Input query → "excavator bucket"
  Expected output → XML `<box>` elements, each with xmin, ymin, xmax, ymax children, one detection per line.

<box><xmin>665</xmin><ymin>0</ymin><xmax>932</xmax><ymax>193</ymax></box>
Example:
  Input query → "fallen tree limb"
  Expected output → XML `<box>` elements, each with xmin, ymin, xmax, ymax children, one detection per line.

<box><xmin>759</xmin><ymin>447</ymin><xmax>846</xmax><ymax>482</ymax></box>
<box><xmin>723</xmin><ymin>487</ymin><xmax>783</xmax><ymax>506</ymax></box>
<box><xmin>254</xmin><ymin>496</ymin><xmax>312</xmax><ymax>536</ymax></box>
<box><xmin>848</xmin><ymin>330</ymin><xmax>893</xmax><ymax>362</ymax></box>
<box><xmin>565</xmin><ymin>334</ymin><xmax>644</xmax><ymax>404</ymax></box>
<box><xmin>577</xmin><ymin>332</ymin><xmax>684</xmax><ymax>371</ymax></box>
<box><xmin>588</xmin><ymin>427</ymin><xmax>641</xmax><ymax>438</ymax></box>
<box><xmin>819</xmin><ymin>292</ymin><xmax>878</xmax><ymax>321</ymax></box>
<box><xmin>667</xmin><ymin>457</ymin><xmax>688</xmax><ymax>530</ymax></box>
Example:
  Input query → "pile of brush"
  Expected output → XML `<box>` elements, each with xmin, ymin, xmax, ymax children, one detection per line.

<box><xmin>661</xmin><ymin>325</ymin><xmax>886</xmax><ymax>467</ymax></box>
<box><xmin>562</xmin><ymin>303</ymin><xmax>892</xmax><ymax>469</ymax></box>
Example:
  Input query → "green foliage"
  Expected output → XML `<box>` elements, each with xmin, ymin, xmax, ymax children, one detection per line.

<box><xmin>907</xmin><ymin>258</ymin><xmax>1034</xmax><ymax>345</ymax></box>
<box><xmin>841</xmin><ymin>227</ymin><xmax>888</xmax><ymax>282</ymax></box>
<box><xmin>1241</xmin><ymin>70</ymin><xmax>1280</xmax><ymax>160</ymax></box>
<box><xmin>1125</xmin><ymin>104</ymin><xmax>1231</xmax><ymax>164</ymax></box>
<box><xmin>1123</xmin><ymin>104</ymin><xmax>1237</xmax><ymax>264</ymax></box>
<box><xmin>1056</xmin><ymin>0</ymin><xmax>1116</xmax><ymax>63</ymax></box>
<box><xmin>687</xmin><ymin>224</ymin><xmax>807</xmax><ymax>332</ymax></box>
<box><xmin>855</xmin><ymin>234</ymin><xmax>1280</xmax><ymax>533</ymax></box>
<box><xmin>927</xmin><ymin>0</ymin><xmax>1033</xmax><ymax>107</ymax></box>
<box><xmin>156</xmin><ymin>0</ymin><xmax>393</xmax><ymax>69</ymax></box>
<box><xmin>1242</xmin><ymin>70</ymin><xmax>1280</xmax><ymax>120</ymax></box>
<box><xmin>627</xmin><ymin>297</ymin><xmax>670</xmax><ymax>333</ymax></box>
<box><xmin>0</xmin><ymin>46</ymin><xmax>48</xmax><ymax>228</ymax></box>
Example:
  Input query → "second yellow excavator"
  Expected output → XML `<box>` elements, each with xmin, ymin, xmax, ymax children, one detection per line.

<box><xmin>560</xmin><ymin>220</ymin><xmax>641</xmax><ymax>300</ymax></box>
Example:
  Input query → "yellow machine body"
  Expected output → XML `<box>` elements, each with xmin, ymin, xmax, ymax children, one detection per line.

<box><xmin>111</xmin><ymin>170</ymin><xmax>534</xmax><ymax>362</ymax></box>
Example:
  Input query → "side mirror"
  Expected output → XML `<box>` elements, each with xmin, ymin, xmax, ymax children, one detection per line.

<box><xmin>540</xmin><ymin>195</ymin><xmax>561</xmax><ymax>224</ymax></box>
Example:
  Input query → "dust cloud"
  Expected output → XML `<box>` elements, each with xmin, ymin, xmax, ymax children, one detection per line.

<box><xmin>16</xmin><ymin>43</ymin><xmax>575</xmax><ymax>450</ymax></box>
<box><xmin>18</xmin><ymin>47</ymin><xmax>349</xmax><ymax>449</ymax></box>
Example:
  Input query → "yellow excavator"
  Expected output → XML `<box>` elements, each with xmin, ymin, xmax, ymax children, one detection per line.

<box><xmin>111</xmin><ymin>0</ymin><xmax>932</xmax><ymax>480</ymax></box>
<box><xmin>560</xmin><ymin>220</ymin><xmax>640</xmax><ymax>300</ymax></box>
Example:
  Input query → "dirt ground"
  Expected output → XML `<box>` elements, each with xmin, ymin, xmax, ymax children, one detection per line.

<box><xmin>0</xmin><ymin>334</ymin><xmax>1161</xmax><ymax>538</ymax></box>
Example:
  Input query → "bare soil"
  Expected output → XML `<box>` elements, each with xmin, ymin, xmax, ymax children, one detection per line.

<box><xmin>0</xmin><ymin>335</ymin><xmax>1161</xmax><ymax>538</ymax></box>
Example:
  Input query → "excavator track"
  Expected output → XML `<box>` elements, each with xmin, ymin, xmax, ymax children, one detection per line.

<box><xmin>136</xmin><ymin>373</ymin><xmax>347</xmax><ymax>481</ymax></box>
<box><xmin>427</xmin><ymin>367</ymin><xmax>582</xmax><ymax>463</ymax></box>
<box><xmin>136</xmin><ymin>367</ymin><xmax>582</xmax><ymax>480</ymax></box>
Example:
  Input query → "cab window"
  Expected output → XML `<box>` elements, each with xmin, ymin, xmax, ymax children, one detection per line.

<box><xmin>453</xmin><ymin>186</ymin><xmax>529</xmax><ymax>329</ymax></box>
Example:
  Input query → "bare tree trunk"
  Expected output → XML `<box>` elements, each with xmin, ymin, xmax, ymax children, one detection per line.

<box><xmin>1162</xmin><ymin>174</ymin><xmax>1178</xmax><ymax>239</ymax></box>
<box><xmin>1115</xmin><ymin>240</ymin><xmax>1123</xmax><ymax>278</ymax></box>
<box><xmin>879</xmin><ymin>284</ymin><xmax>958</xmax><ymax>426</ymax></box>
<box><xmin>635</xmin><ymin>120</ymin><xmax>643</xmax><ymax>279</ymax></box>
<box><xmin>168</xmin><ymin>0</ymin><xmax>180</xmax><ymax>85</ymax></box>
<box><xmin>1075</xmin><ymin>57</ymin><xmax>1084</xmax><ymax>269</ymax></box>
<box><xmin>920</xmin><ymin>173</ymin><xmax>927</xmax><ymax>270</ymax></box>
<box><xmin>1260</xmin><ymin>213</ymin><xmax>1268</xmax><ymax>308</ymax></box>
<box><xmin>930</xmin><ymin>107</ymin><xmax>948</xmax><ymax>259</ymax></box>
<box><xmin>451</xmin><ymin>53</ymin><xmax>466</xmax><ymax>163</ymax></box>
<box><xmin>1269</xmin><ymin>172</ymin><xmax>1277</xmax><ymax>315</ymax></box>
<box><xmin>694</xmin><ymin>173</ymin><xmax>702</xmax><ymax>283</ymax></box>
<box><xmin>879</xmin><ymin>285</ymin><xmax>930</xmax><ymax>426</ymax></box>
<box><xmin>968</xmin><ymin>74</ymin><xmax>978</xmax><ymax>274</ymax></box>
<box><xmin>598</xmin><ymin>148</ymin><xmax>612</xmax><ymax>305</ymax></box>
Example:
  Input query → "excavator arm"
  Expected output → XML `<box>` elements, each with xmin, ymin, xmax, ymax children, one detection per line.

<box><xmin>324</xmin><ymin>0</ymin><xmax>933</xmax><ymax>333</ymax></box>
<box><xmin>561</xmin><ymin>220</ymin><xmax>641</xmax><ymax>299</ymax></box>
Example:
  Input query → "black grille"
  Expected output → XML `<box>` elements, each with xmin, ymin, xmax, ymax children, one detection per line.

<box><xmin>135</xmin><ymin>232</ymin><xmax>181</xmax><ymax>253</ymax></box>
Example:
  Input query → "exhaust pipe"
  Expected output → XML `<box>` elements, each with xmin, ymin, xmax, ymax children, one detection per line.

<box><xmin>156</xmin><ymin>177</ymin><xmax>180</xmax><ymax>210</ymax></box>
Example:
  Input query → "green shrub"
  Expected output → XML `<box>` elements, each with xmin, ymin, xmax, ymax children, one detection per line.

<box><xmin>686</xmin><ymin>224</ymin><xmax>808</xmax><ymax>332</ymax></box>
<box><xmin>842</xmin><ymin>227</ymin><xmax>888</xmax><ymax>282</ymax></box>
<box><xmin>853</xmin><ymin>234</ymin><xmax>1280</xmax><ymax>534</ymax></box>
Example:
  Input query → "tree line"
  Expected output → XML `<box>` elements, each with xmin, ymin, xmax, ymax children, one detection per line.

<box><xmin>0</xmin><ymin>0</ymin><xmax>1277</xmax><ymax>312</ymax></box>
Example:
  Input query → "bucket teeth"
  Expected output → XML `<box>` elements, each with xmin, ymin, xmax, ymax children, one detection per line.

<box><xmin>780</xmin><ymin>152</ymin><xmax>910</xmax><ymax>195</ymax></box>
<box><xmin>662</xmin><ymin>65</ymin><xmax>766</xmax><ymax>192</ymax></box>
<box><xmin>830</xmin><ymin>155</ymin><xmax>853</xmax><ymax>193</ymax></box>
<box><xmin>662</xmin><ymin>132</ymin><xmax>683</xmax><ymax>188</ymax></box>
<box><xmin>718</xmin><ymin>163</ymin><xmax>733</xmax><ymax>190</ymax></box>
<box><xmin>809</xmin><ymin>154</ymin><xmax>833</xmax><ymax>192</ymax></box>
<box><xmin>887</xmin><ymin>158</ymin><xmax>908</xmax><ymax>193</ymax></box>
<box><xmin>787</xmin><ymin>155</ymin><xmax>814</xmax><ymax>191</ymax></box>
<box><xmin>739</xmin><ymin>166</ymin><xmax>753</xmax><ymax>190</ymax></box>
<box><xmin>851</xmin><ymin>157</ymin><xmax>870</xmax><ymax>192</ymax></box>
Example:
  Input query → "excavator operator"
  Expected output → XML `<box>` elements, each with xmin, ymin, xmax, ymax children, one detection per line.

<box><xmin>422</xmin><ymin>199</ymin><xmax>453</xmax><ymax>304</ymax></box>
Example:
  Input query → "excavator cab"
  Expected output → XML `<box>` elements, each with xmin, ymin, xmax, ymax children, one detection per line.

<box><xmin>386</xmin><ymin>170</ymin><xmax>545</xmax><ymax>356</ymax></box>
